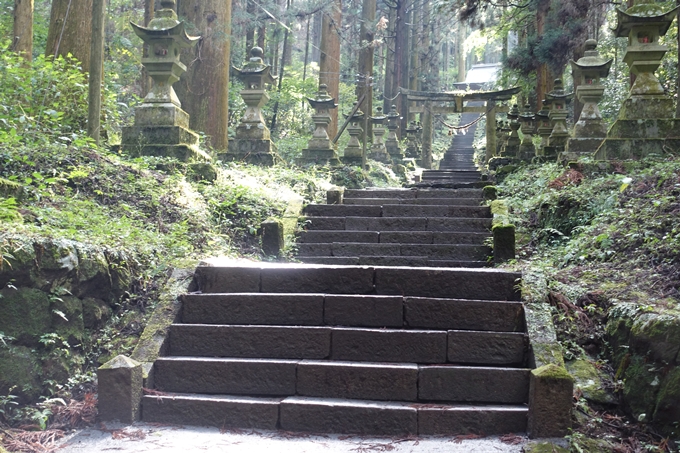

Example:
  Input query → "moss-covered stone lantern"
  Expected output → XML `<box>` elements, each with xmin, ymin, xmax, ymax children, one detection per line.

<box><xmin>225</xmin><ymin>47</ymin><xmax>280</xmax><ymax>165</ymax></box>
<box><xmin>503</xmin><ymin>104</ymin><xmax>521</xmax><ymax>158</ymax></box>
<box><xmin>121</xmin><ymin>0</ymin><xmax>208</xmax><ymax>161</ymax></box>
<box><xmin>343</xmin><ymin>103</ymin><xmax>365</xmax><ymax>166</ymax></box>
<box><xmin>297</xmin><ymin>84</ymin><xmax>340</xmax><ymax>166</ymax></box>
<box><xmin>517</xmin><ymin>103</ymin><xmax>536</xmax><ymax>161</ymax></box>
<box><xmin>535</xmin><ymin>101</ymin><xmax>552</xmax><ymax>157</ymax></box>
<box><xmin>595</xmin><ymin>0</ymin><xmax>680</xmax><ymax>160</ymax></box>
<box><xmin>405</xmin><ymin>121</ymin><xmax>420</xmax><ymax>159</ymax></box>
<box><xmin>565</xmin><ymin>39</ymin><xmax>612</xmax><ymax>160</ymax></box>
<box><xmin>370</xmin><ymin>107</ymin><xmax>389</xmax><ymax>163</ymax></box>
<box><xmin>545</xmin><ymin>78</ymin><xmax>572</xmax><ymax>159</ymax></box>
<box><xmin>385</xmin><ymin>105</ymin><xmax>403</xmax><ymax>163</ymax></box>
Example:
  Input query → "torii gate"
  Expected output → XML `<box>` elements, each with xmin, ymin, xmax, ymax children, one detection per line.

<box><xmin>403</xmin><ymin>87</ymin><xmax>521</xmax><ymax>168</ymax></box>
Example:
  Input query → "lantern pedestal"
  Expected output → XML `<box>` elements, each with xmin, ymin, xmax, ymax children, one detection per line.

<box><xmin>369</xmin><ymin>108</ymin><xmax>389</xmax><ymax>163</ymax></box>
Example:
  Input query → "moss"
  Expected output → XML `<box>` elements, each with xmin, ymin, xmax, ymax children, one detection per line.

<box><xmin>629</xmin><ymin>312</ymin><xmax>680</xmax><ymax>363</ymax></box>
<box><xmin>82</xmin><ymin>297</ymin><xmax>112</xmax><ymax>329</ymax></box>
<box><xmin>532</xmin><ymin>363</ymin><xmax>573</xmax><ymax>381</ymax></box>
<box><xmin>523</xmin><ymin>442</ymin><xmax>569</xmax><ymax>453</ymax></box>
<box><xmin>566</xmin><ymin>358</ymin><xmax>617</xmax><ymax>405</ymax></box>
<box><xmin>492</xmin><ymin>224</ymin><xmax>515</xmax><ymax>263</ymax></box>
<box><xmin>532</xmin><ymin>343</ymin><xmax>566</xmax><ymax>369</ymax></box>
<box><xmin>188</xmin><ymin>163</ymin><xmax>218</xmax><ymax>182</ymax></box>
<box><xmin>50</xmin><ymin>295</ymin><xmax>84</xmax><ymax>344</ymax></box>
<box><xmin>482</xmin><ymin>185</ymin><xmax>497</xmax><ymax>200</ymax></box>
<box><xmin>575</xmin><ymin>438</ymin><xmax>616</xmax><ymax>453</ymax></box>
<box><xmin>0</xmin><ymin>345</ymin><xmax>42</xmax><ymax>402</ymax></box>
<box><xmin>622</xmin><ymin>354</ymin><xmax>661</xmax><ymax>421</ymax></box>
<box><xmin>489</xmin><ymin>200</ymin><xmax>509</xmax><ymax>217</ymax></box>
<box><xmin>0</xmin><ymin>287</ymin><xmax>51</xmax><ymax>346</ymax></box>
<box><xmin>652</xmin><ymin>367</ymin><xmax>680</xmax><ymax>432</ymax></box>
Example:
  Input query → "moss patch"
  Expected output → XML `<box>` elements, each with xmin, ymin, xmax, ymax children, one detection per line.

<box><xmin>0</xmin><ymin>287</ymin><xmax>51</xmax><ymax>346</ymax></box>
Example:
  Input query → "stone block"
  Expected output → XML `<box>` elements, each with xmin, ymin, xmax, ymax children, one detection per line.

<box><xmin>280</xmin><ymin>396</ymin><xmax>417</xmax><ymax>435</ymax></box>
<box><xmin>260</xmin><ymin>266</ymin><xmax>375</xmax><ymax>294</ymax></box>
<box><xmin>181</xmin><ymin>293</ymin><xmax>324</xmax><ymax>326</ymax></box>
<box><xmin>382</xmin><ymin>205</ymin><xmax>490</xmax><ymax>219</ymax></box>
<box><xmin>324</xmin><ymin>295</ymin><xmax>403</xmax><ymax>327</ymax></box>
<box><xmin>261</xmin><ymin>220</ymin><xmax>284</xmax><ymax>256</ymax></box>
<box><xmin>297</xmin><ymin>361</ymin><xmax>418</xmax><ymax>401</ymax></box>
<box><xmin>296</xmin><ymin>243</ymin><xmax>333</xmax><ymax>257</ymax></box>
<box><xmin>404</xmin><ymin>297</ymin><xmax>524</xmax><ymax>332</ymax></box>
<box><xmin>527</xmin><ymin>364</ymin><xmax>574</xmax><ymax>438</ymax></box>
<box><xmin>359</xmin><ymin>256</ymin><xmax>428</xmax><ymax>267</ymax></box>
<box><xmin>432</xmin><ymin>232</ymin><xmax>489</xmax><ymax>245</ymax></box>
<box><xmin>345</xmin><ymin>217</ymin><xmax>427</xmax><ymax>231</ymax></box>
<box><xmin>98</xmin><ymin>355</ymin><xmax>143</xmax><ymax>423</ymax></box>
<box><xmin>400</xmin><ymin>244</ymin><xmax>490</xmax><ymax>260</ymax></box>
<box><xmin>418</xmin><ymin>405</ymin><xmax>527</xmax><ymax>435</ymax></box>
<box><xmin>121</xmin><ymin>126</ymin><xmax>198</xmax><ymax>146</ymax></box>
<box><xmin>302</xmin><ymin>216</ymin><xmax>346</xmax><ymax>230</ymax></box>
<box><xmin>133</xmin><ymin>103</ymin><xmax>190</xmax><ymax>128</ymax></box>
<box><xmin>345</xmin><ymin>189</ymin><xmax>416</xmax><ymax>199</ymax></box>
<box><xmin>426</xmin><ymin>217</ymin><xmax>492</xmax><ymax>233</ymax></box>
<box><xmin>493</xmin><ymin>224</ymin><xmax>516</xmax><ymax>263</ymax></box>
<box><xmin>303</xmin><ymin>205</ymin><xmax>382</xmax><ymax>217</ymax></box>
<box><xmin>374</xmin><ymin>268</ymin><xmax>522</xmax><ymax>301</ymax></box>
<box><xmin>153</xmin><ymin>357</ymin><xmax>298</xmax><ymax>395</ymax></box>
<box><xmin>331</xmin><ymin>328</ymin><xmax>447</xmax><ymax>363</ymax></box>
<box><xmin>448</xmin><ymin>331</ymin><xmax>527</xmax><ymax>365</ymax></box>
<box><xmin>0</xmin><ymin>287</ymin><xmax>51</xmax><ymax>346</ymax></box>
<box><xmin>415</xmin><ymin>189</ymin><xmax>482</xmax><ymax>199</ymax></box>
<box><xmin>169</xmin><ymin>325</ymin><xmax>331</xmax><ymax>359</ymax></box>
<box><xmin>142</xmin><ymin>394</ymin><xmax>281</xmax><ymax>429</ymax></box>
<box><xmin>224</xmin><ymin>139</ymin><xmax>280</xmax><ymax>166</ymax></box>
<box><xmin>419</xmin><ymin>366</ymin><xmax>530</xmax><ymax>403</ymax></box>
<box><xmin>193</xmin><ymin>265</ymin><xmax>261</xmax><ymax>293</ymax></box>
<box><xmin>297</xmin><ymin>231</ymin><xmax>379</xmax><ymax>243</ymax></box>
<box><xmin>332</xmin><ymin>243</ymin><xmax>401</xmax><ymax>257</ymax></box>
<box><xmin>380</xmin><ymin>232</ymin><xmax>433</xmax><ymax>244</ymax></box>
<box><xmin>327</xmin><ymin>189</ymin><xmax>344</xmax><ymax>205</ymax></box>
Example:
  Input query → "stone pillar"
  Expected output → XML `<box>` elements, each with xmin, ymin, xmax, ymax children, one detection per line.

<box><xmin>485</xmin><ymin>101</ymin><xmax>497</xmax><ymax>163</ymax></box>
<box><xmin>385</xmin><ymin>105</ymin><xmax>404</xmax><ymax>164</ymax></box>
<box><xmin>503</xmin><ymin>104</ymin><xmax>521</xmax><ymax>159</ymax></box>
<box><xmin>343</xmin><ymin>104</ymin><xmax>365</xmax><ymax>166</ymax></box>
<box><xmin>546</xmin><ymin>79</ymin><xmax>572</xmax><ymax>159</ymax></box>
<box><xmin>528</xmin><ymin>364</ymin><xmax>574</xmax><ymax>438</ymax></box>
<box><xmin>518</xmin><ymin>103</ymin><xmax>536</xmax><ymax>162</ymax></box>
<box><xmin>420</xmin><ymin>101</ymin><xmax>433</xmax><ymax>169</ymax></box>
<box><xmin>121</xmin><ymin>0</ymin><xmax>208</xmax><ymax>162</ymax></box>
<box><xmin>225</xmin><ymin>47</ymin><xmax>280</xmax><ymax>166</ymax></box>
<box><xmin>369</xmin><ymin>107</ymin><xmax>389</xmax><ymax>163</ymax></box>
<box><xmin>298</xmin><ymin>84</ymin><xmax>341</xmax><ymax>166</ymax></box>
<box><xmin>261</xmin><ymin>220</ymin><xmax>284</xmax><ymax>256</ymax></box>
<box><xmin>98</xmin><ymin>355</ymin><xmax>143</xmax><ymax>423</ymax></box>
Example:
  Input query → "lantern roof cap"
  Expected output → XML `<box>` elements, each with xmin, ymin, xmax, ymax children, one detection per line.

<box><xmin>614</xmin><ymin>0</ymin><xmax>680</xmax><ymax>38</ymax></box>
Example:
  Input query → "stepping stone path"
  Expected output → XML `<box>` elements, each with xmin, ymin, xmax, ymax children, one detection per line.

<box><xmin>422</xmin><ymin>106</ymin><xmax>484</xmax><ymax>185</ymax></box>
<box><xmin>297</xmin><ymin>187</ymin><xmax>492</xmax><ymax>267</ymax></box>
<box><xmin>142</xmin><ymin>261</ymin><xmax>529</xmax><ymax>436</ymax></box>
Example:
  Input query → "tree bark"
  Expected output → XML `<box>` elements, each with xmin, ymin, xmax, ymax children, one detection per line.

<box><xmin>87</xmin><ymin>0</ymin><xmax>106</xmax><ymax>144</ymax></box>
<box><xmin>319</xmin><ymin>0</ymin><xmax>342</xmax><ymax>140</ymax></box>
<box><xmin>456</xmin><ymin>20</ymin><xmax>465</xmax><ymax>83</ymax></box>
<box><xmin>13</xmin><ymin>0</ymin><xmax>33</xmax><ymax>61</ymax></box>
<box><xmin>394</xmin><ymin>0</ymin><xmax>409</xmax><ymax>135</ymax></box>
<box><xmin>141</xmin><ymin>0</ymin><xmax>154</xmax><ymax>97</ymax></box>
<box><xmin>45</xmin><ymin>0</ymin><xmax>93</xmax><ymax>71</ymax></box>
<box><xmin>311</xmin><ymin>11</ymin><xmax>322</xmax><ymax>62</ymax></box>
<box><xmin>356</xmin><ymin>0</ymin><xmax>376</xmax><ymax>137</ymax></box>
<box><xmin>535</xmin><ymin>0</ymin><xmax>549</xmax><ymax>110</ymax></box>
<box><xmin>246</xmin><ymin>0</ymin><xmax>256</xmax><ymax>57</ymax></box>
<box><xmin>382</xmin><ymin>5</ymin><xmax>396</xmax><ymax>113</ymax></box>
<box><xmin>175</xmin><ymin>0</ymin><xmax>232</xmax><ymax>151</ymax></box>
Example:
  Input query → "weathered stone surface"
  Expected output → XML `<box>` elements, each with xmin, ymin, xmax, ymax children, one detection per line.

<box><xmin>297</xmin><ymin>361</ymin><xmax>418</xmax><ymax>401</ymax></box>
<box><xmin>653</xmin><ymin>366</ymin><xmax>680</xmax><ymax>429</ymax></box>
<box><xmin>297</xmin><ymin>231</ymin><xmax>379</xmax><ymax>243</ymax></box>
<box><xmin>154</xmin><ymin>357</ymin><xmax>298</xmax><ymax>395</ymax></box>
<box><xmin>400</xmin><ymin>244</ymin><xmax>490</xmax><ymax>260</ymax></box>
<box><xmin>82</xmin><ymin>297</ymin><xmax>112</xmax><ymax>329</ymax></box>
<box><xmin>417</xmin><ymin>405</ymin><xmax>527</xmax><ymax>435</ymax></box>
<box><xmin>493</xmin><ymin>224</ymin><xmax>516</xmax><ymax>263</ymax></box>
<box><xmin>261</xmin><ymin>220</ymin><xmax>284</xmax><ymax>256</ymax></box>
<box><xmin>302</xmin><ymin>216</ymin><xmax>346</xmax><ymax>230</ymax></box>
<box><xmin>419</xmin><ymin>366</ymin><xmax>530</xmax><ymax>403</ymax></box>
<box><xmin>629</xmin><ymin>312</ymin><xmax>680</xmax><ymax>364</ymax></box>
<box><xmin>0</xmin><ymin>345</ymin><xmax>42</xmax><ymax>401</ymax></box>
<box><xmin>303</xmin><ymin>205</ymin><xmax>382</xmax><ymax>217</ymax></box>
<box><xmin>566</xmin><ymin>359</ymin><xmax>617</xmax><ymax>405</ymax></box>
<box><xmin>404</xmin><ymin>297</ymin><xmax>524</xmax><ymax>332</ymax></box>
<box><xmin>345</xmin><ymin>189</ymin><xmax>416</xmax><ymax>199</ymax></box>
<box><xmin>0</xmin><ymin>287</ymin><xmax>51</xmax><ymax>346</ymax></box>
<box><xmin>381</xmin><ymin>205</ymin><xmax>490</xmax><ymax>219</ymax></box>
<box><xmin>332</xmin><ymin>243</ymin><xmax>401</xmax><ymax>257</ymax></box>
<box><xmin>296</xmin><ymin>243</ymin><xmax>333</xmax><ymax>257</ymax></box>
<box><xmin>296</xmin><ymin>257</ymin><xmax>361</xmax><ymax>265</ymax></box>
<box><xmin>193</xmin><ymin>266</ymin><xmax>261</xmax><ymax>293</ymax></box>
<box><xmin>51</xmin><ymin>295</ymin><xmax>84</xmax><ymax>343</ymax></box>
<box><xmin>98</xmin><ymin>355</ymin><xmax>143</xmax><ymax>423</ymax></box>
<box><xmin>527</xmin><ymin>364</ymin><xmax>574</xmax><ymax>438</ymax></box>
<box><xmin>448</xmin><ymin>331</ymin><xmax>527</xmax><ymax>365</ymax></box>
<box><xmin>415</xmin><ymin>189</ymin><xmax>482</xmax><ymax>199</ymax></box>
<box><xmin>169</xmin><ymin>325</ymin><xmax>331</xmax><ymax>359</ymax></box>
<box><xmin>182</xmin><ymin>293</ymin><xmax>324</xmax><ymax>326</ymax></box>
<box><xmin>324</xmin><ymin>295</ymin><xmax>403</xmax><ymax>327</ymax></box>
<box><xmin>331</xmin><ymin>328</ymin><xmax>446</xmax><ymax>363</ymax></box>
<box><xmin>380</xmin><ymin>231</ymin><xmax>433</xmax><ymax>244</ymax></box>
<box><xmin>426</xmin><ymin>217</ymin><xmax>492</xmax><ymax>233</ymax></box>
<box><xmin>280</xmin><ymin>397</ymin><xmax>417</xmax><ymax>435</ymax></box>
<box><xmin>358</xmin><ymin>256</ymin><xmax>429</xmax><ymax>267</ymax></box>
<box><xmin>374</xmin><ymin>268</ymin><xmax>522</xmax><ymax>301</ymax></box>
<box><xmin>345</xmin><ymin>217</ymin><xmax>427</xmax><ymax>231</ymax></box>
<box><xmin>431</xmin><ymin>232</ymin><xmax>489</xmax><ymax>245</ymax></box>
<box><xmin>260</xmin><ymin>266</ymin><xmax>375</xmax><ymax>294</ymax></box>
<box><xmin>142</xmin><ymin>394</ymin><xmax>281</xmax><ymax>429</ymax></box>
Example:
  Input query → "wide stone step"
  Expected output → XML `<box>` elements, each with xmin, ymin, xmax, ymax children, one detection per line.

<box><xmin>193</xmin><ymin>263</ymin><xmax>522</xmax><ymax>300</ymax></box>
<box><xmin>142</xmin><ymin>393</ymin><xmax>528</xmax><ymax>435</ymax></box>
<box><xmin>297</xmin><ymin>230</ymin><xmax>489</xmax><ymax>245</ymax></box>
<box><xmin>296</xmin><ymin>256</ymin><xmax>490</xmax><ymax>268</ymax></box>
<box><xmin>168</xmin><ymin>325</ymin><xmax>527</xmax><ymax>364</ymax></box>
<box><xmin>343</xmin><ymin>197</ymin><xmax>482</xmax><ymax>206</ymax></box>
<box><xmin>302</xmin><ymin>216</ymin><xmax>492</xmax><ymax>232</ymax></box>
<box><xmin>297</xmin><ymin>230</ymin><xmax>380</xmax><ymax>243</ymax></box>
<box><xmin>418</xmin><ymin>365</ymin><xmax>529</xmax><ymax>403</ymax></box>
<box><xmin>303</xmin><ymin>204</ymin><xmax>491</xmax><ymax>219</ymax></box>
<box><xmin>344</xmin><ymin>188</ymin><xmax>482</xmax><ymax>199</ymax></box>
<box><xmin>296</xmin><ymin>243</ymin><xmax>491</xmax><ymax>260</ymax></box>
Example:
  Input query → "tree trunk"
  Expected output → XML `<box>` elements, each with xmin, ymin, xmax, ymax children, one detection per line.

<box><xmin>246</xmin><ymin>0</ymin><xmax>255</xmax><ymax>57</ymax></box>
<box><xmin>141</xmin><ymin>0</ymin><xmax>154</xmax><ymax>97</ymax></box>
<box><xmin>311</xmin><ymin>11</ymin><xmax>322</xmax><ymax>62</ymax></box>
<box><xmin>319</xmin><ymin>0</ymin><xmax>341</xmax><ymax>139</ymax></box>
<box><xmin>394</xmin><ymin>0</ymin><xmax>409</xmax><ymax>135</ymax></box>
<box><xmin>45</xmin><ymin>0</ymin><xmax>93</xmax><ymax>71</ymax></box>
<box><xmin>270</xmin><ymin>0</ymin><xmax>292</xmax><ymax>134</ymax></box>
<box><xmin>175</xmin><ymin>0</ymin><xmax>232</xmax><ymax>151</ymax></box>
<box><xmin>87</xmin><ymin>0</ymin><xmax>106</xmax><ymax>144</ymax></box>
<box><xmin>456</xmin><ymin>20</ymin><xmax>465</xmax><ymax>83</ymax></box>
<box><xmin>382</xmin><ymin>5</ymin><xmax>396</xmax><ymax>113</ymax></box>
<box><xmin>535</xmin><ymin>0</ymin><xmax>549</xmax><ymax>110</ymax></box>
<box><xmin>356</xmin><ymin>0</ymin><xmax>376</xmax><ymax>137</ymax></box>
<box><xmin>257</xmin><ymin>24</ymin><xmax>266</xmax><ymax>49</ymax></box>
<box><xmin>408</xmin><ymin>6</ymin><xmax>419</xmax><ymax>122</ymax></box>
<box><xmin>13</xmin><ymin>0</ymin><xmax>33</xmax><ymax>61</ymax></box>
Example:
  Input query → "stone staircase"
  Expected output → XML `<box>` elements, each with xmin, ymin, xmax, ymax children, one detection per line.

<box><xmin>422</xmin><ymin>107</ymin><xmax>483</xmax><ymax>185</ymax></box>
<box><xmin>141</xmin><ymin>262</ymin><xmax>529</xmax><ymax>436</ymax></box>
<box><xmin>296</xmin><ymin>188</ymin><xmax>493</xmax><ymax>267</ymax></box>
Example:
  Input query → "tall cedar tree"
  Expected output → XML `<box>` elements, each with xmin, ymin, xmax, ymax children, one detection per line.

<box><xmin>13</xmin><ymin>0</ymin><xmax>34</xmax><ymax>61</ymax></box>
<box><xmin>45</xmin><ymin>0</ymin><xmax>93</xmax><ymax>71</ymax></box>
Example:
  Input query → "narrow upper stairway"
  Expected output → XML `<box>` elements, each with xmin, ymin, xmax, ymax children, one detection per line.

<box><xmin>141</xmin><ymin>261</ymin><xmax>529</xmax><ymax>436</ymax></box>
<box><xmin>296</xmin><ymin>187</ymin><xmax>492</xmax><ymax>267</ymax></box>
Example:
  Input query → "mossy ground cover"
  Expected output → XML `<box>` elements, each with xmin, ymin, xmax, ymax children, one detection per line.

<box><xmin>496</xmin><ymin>155</ymin><xmax>680</xmax><ymax>452</ymax></box>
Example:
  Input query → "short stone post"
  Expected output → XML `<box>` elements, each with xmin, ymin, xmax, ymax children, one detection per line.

<box><xmin>298</xmin><ymin>84</ymin><xmax>340</xmax><ymax>166</ymax></box>
<box><xmin>121</xmin><ymin>0</ymin><xmax>207</xmax><ymax>161</ymax></box>
<box><xmin>224</xmin><ymin>47</ymin><xmax>280</xmax><ymax>165</ymax></box>
<box><xmin>493</xmin><ymin>224</ymin><xmax>516</xmax><ymax>263</ymax></box>
<box><xmin>503</xmin><ymin>104</ymin><xmax>521</xmax><ymax>158</ymax></box>
<box><xmin>518</xmin><ymin>103</ymin><xmax>536</xmax><ymax>162</ymax></box>
<box><xmin>98</xmin><ymin>355</ymin><xmax>143</xmax><ymax>423</ymax></box>
<box><xmin>327</xmin><ymin>189</ymin><xmax>344</xmax><ymax>205</ymax></box>
<box><xmin>545</xmin><ymin>78</ymin><xmax>572</xmax><ymax>159</ymax></box>
<box><xmin>528</xmin><ymin>364</ymin><xmax>574</xmax><ymax>438</ymax></box>
<box><xmin>385</xmin><ymin>105</ymin><xmax>404</xmax><ymax>163</ymax></box>
<box><xmin>261</xmin><ymin>220</ymin><xmax>284</xmax><ymax>256</ymax></box>
<box><xmin>342</xmin><ymin>103</ymin><xmax>365</xmax><ymax>166</ymax></box>
<box><xmin>370</xmin><ymin>107</ymin><xmax>389</xmax><ymax>162</ymax></box>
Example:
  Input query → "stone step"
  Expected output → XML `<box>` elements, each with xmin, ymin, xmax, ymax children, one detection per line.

<box><xmin>168</xmin><ymin>325</ymin><xmax>527</xmax><ymax>365</ymax></box>
<box><xmin>296</xmin><ymin>256</ymin><xmax>489</xmax><ymax>268</ymax></box>
<box><xmin>303</xmin><ymin>204</ymin><xmax>491</xmax><ymax>219</ymax></box>
<box><xmin>343</xmin><ymin>197</ymin><xmax>482</xmax><ymax>206</ymax></box>
<box><xmin>303</xmin><ymin>216</ymin><xmax>492</xmax><ymax>232</ymax></box>
<box><xmin>296</xmin><ymin>243</ymin><xmax>491</xmax><ymax>260</ymax></box>
<box><xmin>297</xmin><ymin>230</ymin><xmax>488</xmax><ymax>245</ymax></box>
<box><xmin>344</xmin><ymin>188</ymin><xmax>482</xmax><ymax>199</ymax></box>
<box><xmin>193</xmin><ymin>264</ymin><xmax>522</xmax><ymax>300</ymax></box>
<box><xmin>296</xmin><ymin>230</ymin><xmax>380</xmax><ymax>244</ymax></box>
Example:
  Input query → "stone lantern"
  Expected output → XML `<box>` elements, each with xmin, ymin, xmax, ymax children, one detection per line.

<box><xmin>535</xmin><ymin>101</ymin><xmax>552</xmax><ymax>157</ymax></box>
<box><xmin>121</xmin><ymin>0</ymin><xmax>207</xmax><ymax>161</ymax></box>
<box><xmin>405</xmin><ymin>121</ymin><xmax>420</xmax><ymax>159</ymax></box>
<box><xmin>385</xmin><ymin>105</ymin><xmax>404</xmax><ymax>163</ymax></box>
<box><xmin>565</xmin><ymin>39</ymin><xmax>613</xmax><ymax>160</ymax></box>
<box><xmin>370</xmin><ymin>107</ymin><xmax>389</xmax><ymax>163</ymax></box>
<box><xmin>343</xmin><ymin>103</ymin><xmax>365</xmax><ymax>166</ymax></box>
<box><xmin>298</xmin><ymin>84</ymin><xmax>340</xmax><ymax>166</ymax></box>
<box><xmin>518</xmin><ymin>103</ymin><xmax>536</xmax><ymax>161</ymax></box>
<box><xmin>595</xmin><ymin>0</ymin><xmax>680</xmax><ymax>160</ymax></box>
<box><xmin>503</xmin><ymin>104</ymin><xmax>521</xmax><ymax>158</ymax></box>
<box><xmin>545</xmin><ymin>78</ymin><xmax>572</xmax><ymax>159</ymax></box>
<box><xmin>225</xmin><ymin>47</ymin><xmax>280</xmax><ymax>165</ymax></box>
